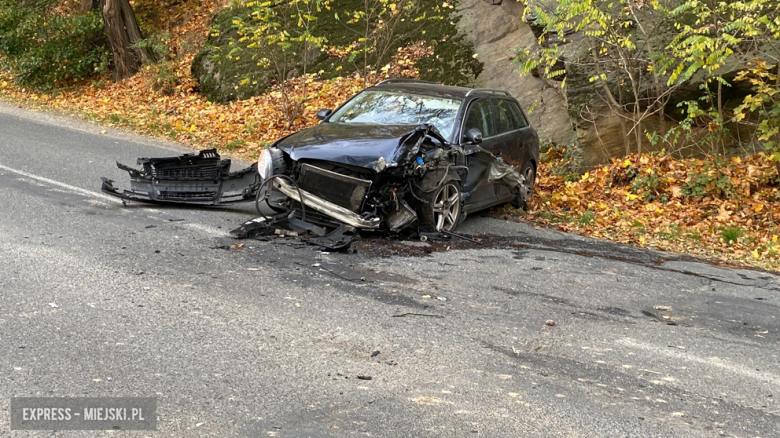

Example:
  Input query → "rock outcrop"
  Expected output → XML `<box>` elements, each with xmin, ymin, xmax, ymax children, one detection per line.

<box><xmin>459</xmin><ymin>0</ymin><xmax>773</xmax><ymax>171</ymax></box>
<box><xmin>456</xmin><ymin>0</ymin><xmax>576</xmax><ymax>147</ymax></box>
<box><xmin>191</xmin><ymin>6</ymin><xmax>277</xmax><ymax>103</ymax></box>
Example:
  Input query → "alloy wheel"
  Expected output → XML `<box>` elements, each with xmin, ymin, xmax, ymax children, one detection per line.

<box><xmin>432</xmin><ymin>182</ymin><xmax>462</xmax><ymax>231</ymax></box>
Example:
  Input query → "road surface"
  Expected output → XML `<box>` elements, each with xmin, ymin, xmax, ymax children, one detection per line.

<box><xmin>0</xmin><ymin>103</ymin><xmax>778</xmax><ymax>437</ymax></box>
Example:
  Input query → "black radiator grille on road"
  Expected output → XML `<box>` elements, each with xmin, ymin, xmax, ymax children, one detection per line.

<box><xmin>159</xmin><ymin>191</ymin><xmax>217</xmax><ymax>200</ymax></box>
<box><xmin>142</xmin><ymin>149</ymin><xmax>230</xmax><ymax>181</ymax></box>
<box><xmin>297</xmin><ymin>164</ymin><xmax>372</xmax><ymax>212</ymax></box>
<box><xmin>151</xmin><ymin>167</ymin><xmax>223</xmax><ymax>180</ymax></box>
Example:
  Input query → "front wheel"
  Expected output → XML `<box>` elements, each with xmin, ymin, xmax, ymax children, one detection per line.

<box><xmin>418</xmin><ymin>180</ymin><xmax>463</xmax><ymax>232</ymax></box>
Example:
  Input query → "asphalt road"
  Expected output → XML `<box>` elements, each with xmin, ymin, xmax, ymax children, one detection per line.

<box><xmin>1</xmin><ymin>102</ymin><xmax>779</xmax><ymax>437</ymax></box>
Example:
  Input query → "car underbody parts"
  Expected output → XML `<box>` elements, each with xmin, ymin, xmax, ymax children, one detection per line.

<box><xmin>306</xmin><ymin>224</ymin><xmax>359</xmax><ymax>251</ymax></box>
<box><xmin>385</xmin><ymin>200</ymin><xmax>417</xmax><ymax>231</ymax></box>
<box><xmin>230</xmin><ymin>209</ymin><xmax>360</xmax><ymax>251</ymax></box>
<box><xmin>441</xmin><ymin>230</ymin><xmax>481</xmax><ymax>244</ymax></box>
<box><xmin>230</xmin><ymin>216</ymin><xmax>280</xmax><ymax>239</ymax></box>
<box><xmin>101</xmin><ymin>149</ymin><xmax>260</xmax><ymax>205</ymax></box>
<box><xmin>417</xmin><ymin>231</ymin><xmax>449</xmax><ymax>242</ymax></box>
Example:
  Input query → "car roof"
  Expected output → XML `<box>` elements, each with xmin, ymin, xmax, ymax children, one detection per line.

<box><xmin>369</xmin><ymin>80</ymin><xmax>513</xmax><ymax>100</ymax></box>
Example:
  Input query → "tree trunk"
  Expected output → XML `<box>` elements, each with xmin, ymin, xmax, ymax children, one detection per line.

<box><xmin>101</xmin><ymin>0</ymin><xmax>155</xmax><ymax>81</ymax></box>
<box><xmin>588</xmin><ymin>39</ymin><xmax>631</xmax><ymax>156</ymax></box>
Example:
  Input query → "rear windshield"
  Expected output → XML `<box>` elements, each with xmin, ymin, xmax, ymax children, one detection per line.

<box><xmin>328</xmin><ymin>90</ymin><xmax>462</xmax><ymax>139</ymax></box>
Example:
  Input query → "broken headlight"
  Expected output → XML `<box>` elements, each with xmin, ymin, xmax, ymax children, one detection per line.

<box><xmin>257</xmin><ymin>149</ymin><xmax>275</xmax><ymax>180</ymax></box>
<box><xmin>257</xmin><ymin>147</ymin><xmax>286</xmax><ymax>181</ymax></box>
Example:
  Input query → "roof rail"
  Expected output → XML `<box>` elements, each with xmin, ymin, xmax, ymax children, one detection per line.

<box><xmin>465</xmin><ymin>88</ymin><xmax>512</xmax><ymax>97</ymax></box>
<box><xmin>374</xmin><ymin>78</ymin><xmax>437</xmax><ymax>86</ymax></box>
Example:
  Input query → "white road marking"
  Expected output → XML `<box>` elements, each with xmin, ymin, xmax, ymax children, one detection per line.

<box><xmin>0</xmin><ymin>163</ymin><xmax>228</xmax><ymax>237</ymax></box>
<box><xmin>0</xmin><ymin>163</ymin><xmax>122</xmax><ymax>204</ymax></box>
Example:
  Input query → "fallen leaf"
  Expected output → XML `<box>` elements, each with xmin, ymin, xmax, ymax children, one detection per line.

<box><xmin>411</xmin><ymin>396</ymin><xmax>442</xmax><ymax>405</ymax></box>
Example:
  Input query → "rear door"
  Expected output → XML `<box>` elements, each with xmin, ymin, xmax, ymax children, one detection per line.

<box><xmin>490</xmin><ymin>98</ymin><xmax>526</xmax><ymax>161</ymax></box>
<box><xmin>489</xmin><ymin>98</ymin><xmax>534</xmax><ymax>202</ymax></box>
<box><xmin>503</xmin><ymin>99</ymin><xmax>536</xmax><ymax>163</ymax></box>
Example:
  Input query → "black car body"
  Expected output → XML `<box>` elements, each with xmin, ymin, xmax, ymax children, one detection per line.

<box><xmin>260</xmin><ymin>79</ymin><xmax>539</xmax><ymax>232</ymax></box>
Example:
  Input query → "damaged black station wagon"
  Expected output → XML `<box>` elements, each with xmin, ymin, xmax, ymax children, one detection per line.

<box><xmin>103</xmin><ymin>79</ymin><xmax>539</xmax><ymax>246</ymax></box>
<box><xmin>257</xmin><ymin>80</ymin><xmax>538</xmax><ymax>231</ymax></box>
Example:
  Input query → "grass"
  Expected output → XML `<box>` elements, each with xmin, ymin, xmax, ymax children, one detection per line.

<box><xmin>721</xmin><ymin>227</ymin><xmax>744</xmax><ymax>244</ymax></box>
<box><xmin>224</xmin><ymin>138</ymin><xmax>245</xmax><ymax>151</ymax></box>
<box><xmin>579</xmin><ymin>210</ymin><xmax>596</xmax><ymax>225</ymax></box>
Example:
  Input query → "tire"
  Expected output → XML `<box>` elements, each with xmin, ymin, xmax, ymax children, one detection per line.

<box><xmin>513</xmin><ymin>162</ymin><xmax>536</xmax><ymax>209</ymax></box>
<box><xmin>417</xmin><ymin>177</ymin><xmax>464</xmax><ymax>232</ymax></box>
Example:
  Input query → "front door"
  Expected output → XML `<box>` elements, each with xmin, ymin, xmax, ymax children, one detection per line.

<box><xmin>461</xmin><ymin>98</ymin><xmax>498</xmax><ymax>210</ymax></box>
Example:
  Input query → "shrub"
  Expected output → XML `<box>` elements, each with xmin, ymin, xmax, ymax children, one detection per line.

<box><xmin>150</xmin><ymin>62</ymin><xmax>178</xmax><ymax>96</ymax></box>
<box><xmin>629</xmin><ymin>169</ymin><xmax>663</xmax><ymax>203</ymax></box>
<box><xmin>198</xmin><ymin>0</ymin><xmax>482</xmax><ymax>104</ymax></box>
<box><xmin>0</xmin><ymin>0</ymin><xmax>110</xmax><ymax>90</ymax></box>
<box><xmin>680</xmin><ymin>165</ymin><xmax>736</xmax><ymax>201</ymax></box>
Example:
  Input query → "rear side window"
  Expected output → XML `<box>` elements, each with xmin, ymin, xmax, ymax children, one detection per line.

<box><xmin>493</xmin><ymin>99</ymin><xmax>528</xmax><ymax>134</ymax></box>
<box><xmin>463</xmin><ymin>99</ymin><xmax>494</xmax><ymax>138</ymax></box>
<box><xmin>506</xmin><ymin>101</ymin><xmax>529</xmax><ymax>129</ymax></box>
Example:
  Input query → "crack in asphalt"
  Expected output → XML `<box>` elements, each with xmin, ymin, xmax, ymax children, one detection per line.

<box><xmin>513</xmin><ymin>243</ymin><xmax>780</xmax><ymax>293</ymax></box>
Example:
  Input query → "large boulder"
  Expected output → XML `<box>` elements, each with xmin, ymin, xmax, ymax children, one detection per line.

<box><xmin>456</xmin><ymin>0</ymin><xmax>576</xmax><ymax>147</ymax></box>
<box><xmin>459</xmin><ymin>0</ymin><xmax>774</xmax><ymax>171</ymax></box>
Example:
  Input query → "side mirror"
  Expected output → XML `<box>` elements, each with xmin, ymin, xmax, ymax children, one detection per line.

<box><xmin>316</xmin><ymin>108</ymin><xmax>332</xmax><ymax>121</ymax></box>
<box><xmin>465</xmin><ymin>128</ymin><xmax>483</xmax><ymax>144</ymax></box>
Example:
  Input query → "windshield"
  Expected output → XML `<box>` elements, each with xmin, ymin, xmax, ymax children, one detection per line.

<box><xmin>328</xmin><ymin>90</ymin><xmax>461</xmax><ymax>139</ymax></box>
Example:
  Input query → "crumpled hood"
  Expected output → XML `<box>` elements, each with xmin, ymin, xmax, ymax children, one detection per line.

<box><xmin>275</xmin><ymin>123</ymin><xmax>423</xmax><ymax>169</ymax></box>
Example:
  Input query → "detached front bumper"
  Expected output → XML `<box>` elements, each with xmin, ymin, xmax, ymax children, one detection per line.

<box><xmin>272</xmin><ymin>178</ymin><xmax>381</xmax><ymax>229</ymax></box>
<box><xmin>101</xmin><ymin>149</ymin><xmax>260</xmax><ymax>206</ymax></box>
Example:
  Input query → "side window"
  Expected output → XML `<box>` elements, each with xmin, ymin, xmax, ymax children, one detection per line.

<box><xmin>493</xmin><ymin>99</ymin><xmax>528</xmax><ymax>134</ymax></box>
<box><xmin>507</xmin><ymin>101</ymin><xmax>529</xmax><ymax>129</ymax></box>
<box><xmin>463</xmin><ymin>99</ymin><xmax>494</xmax><ymax>138</ymax></box>
<box><xmin>492</xmin><ymin>99</ymin><xmax>514</xmax><ymax>134</ymax></box>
